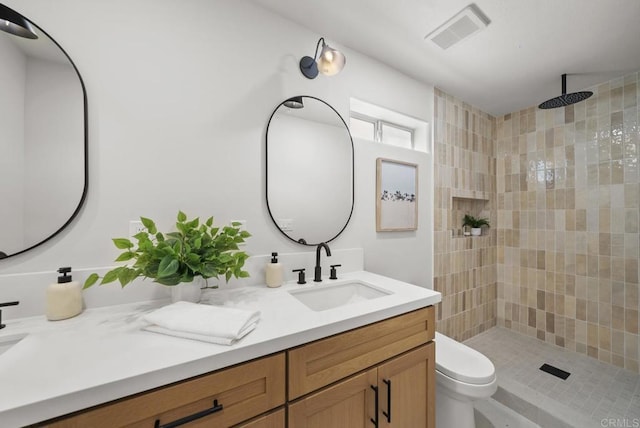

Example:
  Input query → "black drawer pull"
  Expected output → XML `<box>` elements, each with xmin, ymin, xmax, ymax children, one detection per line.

<box><xmin>154</xmin><ymin>399</ymin><xmax>223</xmax><ymax>428</ymax></box>
<box><xmin>382</xmin><ymin>379</ymin><xmax>391</xmax><ymax>423</ymax></box>
<box><xmin>370</xmin><ymin>385</ymin><xmax>379</xmax><ymax>427</ymax></box>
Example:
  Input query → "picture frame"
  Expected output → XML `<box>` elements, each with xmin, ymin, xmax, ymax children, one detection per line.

<box><xmin>376</xmin><ymin>158</ymin><xmax>418</xmax><ymax>232</ymax></box>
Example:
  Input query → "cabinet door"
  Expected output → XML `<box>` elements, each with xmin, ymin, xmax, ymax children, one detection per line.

<box><xmin>288</xmin><ymin>369</ymin><xmax>378</xmax><ymax>428</ymax></box>
<box><xmin>234</xmin><ymin>408</ymin><xmax>285</xmax><ymax>428</ymax></box>
<box><xmin>377</xmin><ymin>343</ymin><xmax>435</xmax><ymax>428</ymax></box>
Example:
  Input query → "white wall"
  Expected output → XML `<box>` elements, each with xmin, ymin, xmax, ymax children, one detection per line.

<box><xmin>346</xmin><ymin>138</ymin><xmax>433</xmax><ymax>287</ymax></box>
<box><xmin>0</xmin><ymin>34</ymin><xmax>26</xmax><ymax>255</ymax></box>
<box><xmin>0</xmin><ymin>0</ymin><xmax>434</xmax><ymax>315</ymax></box>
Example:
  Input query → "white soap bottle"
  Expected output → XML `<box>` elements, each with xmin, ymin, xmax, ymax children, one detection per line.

<box><xmin>46</xmin><ymin>267</ymin><xmax>83</xmax><ymax>321</ymax></box>
<box><xmin>265</xmin><ymin>252</ymin><xmax>283</xmax><ymax>288</ymax></box>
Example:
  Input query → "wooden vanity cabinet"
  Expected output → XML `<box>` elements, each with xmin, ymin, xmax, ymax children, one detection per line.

<box><xmin>36</xmin><ymin>306</ymin><xmax>435</xmax><ymax>428</ymax></box>
<box><xmin>41</xmin><ymin>352</ymin><xmax>285</xmax><ymax>428</ymax></box>
<box><xmin>288</xmin><ymin>307</ymin><xmax>435</xmax><ymax>428</ymax></box>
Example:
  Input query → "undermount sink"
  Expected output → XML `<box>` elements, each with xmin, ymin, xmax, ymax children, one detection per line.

<box><xmin>289</xmin><ymin>281</ymin><xmax>392</xmax><ymax>312</ymax></box>
<box><xmin>0</xmin><ymin>333</ymin><xmax>27</xmax><ymax>356</ymax></box>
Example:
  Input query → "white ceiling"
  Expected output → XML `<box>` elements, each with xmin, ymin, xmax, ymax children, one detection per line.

<box><xmin>251</xmin><ymin>0</ymin><xmax>640</xmax><ymax>116</ymax></box>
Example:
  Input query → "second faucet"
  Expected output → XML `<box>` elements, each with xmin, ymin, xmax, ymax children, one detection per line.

<box><xmin>314</xmin><ymin>242</ymin><xmax>331</xmax><ymax>282</ymax></box>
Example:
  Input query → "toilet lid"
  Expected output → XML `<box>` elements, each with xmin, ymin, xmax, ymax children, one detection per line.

<box><xmin>435</xmin><ymin>332</ymin><xmax>496</xmax><ymax>385</ymax></box>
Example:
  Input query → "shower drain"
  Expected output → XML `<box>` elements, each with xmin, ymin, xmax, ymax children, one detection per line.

<box><xmin>539</xmin><ymin>363</ymin><xmax>571</xmax><ymax>380</ymax></box>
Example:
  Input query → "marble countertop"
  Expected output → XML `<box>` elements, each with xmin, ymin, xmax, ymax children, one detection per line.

<box><xmin>0</xmin><ymin>271</ymin><xmax>440</xmax><ymax>427</ymax></box>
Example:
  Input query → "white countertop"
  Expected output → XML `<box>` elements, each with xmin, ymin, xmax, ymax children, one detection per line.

<box><xmin>0</xmin><ymin>271</ymin><xmax>440</xmax><ymax>427</ymax></box>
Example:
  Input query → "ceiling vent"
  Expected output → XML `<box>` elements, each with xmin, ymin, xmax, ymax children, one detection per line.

<box><xmin>425</xmin><ymin>3</ymin><xmax>490</xmax><ymax>50</ymax></box>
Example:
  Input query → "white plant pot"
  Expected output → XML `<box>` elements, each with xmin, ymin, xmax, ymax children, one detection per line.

<box><xmin>170</xmin><ymin>278</ymin><xmax>203</xmax><ymax>303</ymax></box>
<box><xmin>471</xmin><ymin>228</ymin><xmax>482</xmax><ymax>236</ymax></box>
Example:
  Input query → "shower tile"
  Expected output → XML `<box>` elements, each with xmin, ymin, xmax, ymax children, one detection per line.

<box><xmin>625</xmin><ymin>234</ymin><xmax>639</xmax><ymax>259</ymax></box>
<box><xmin>599</xmin><ymin>209</ymin><xmax>611</xmax><ymax>232</ymax></box>
<box><xmin>576</xmin><ymin>210</ymin><xmax>587</xmax><ymax>231</ymax></box>
<box><xmin>625</xmin><ymin>333</ymin><xmax>639</xmax><ymax>360</ymax></box>
<box><xmin>625</xmin><ymin>183</ymin><xmax>639</xmax><ymax>207</ymax></box>
<box><xmin>613</xmin><ymin>306</ymin><xmax>626</xmax><ymax>330</ymax></box>
<box><xmin>624</xmin><ymin>83</ymin><xmax>637</xmax><ymax>109</ymax></box>
<box><xmin>599</xmin><ymin>326</ymin><xmax>611</xmax><ymax>350</ymax></box>
<box><xmin>598</xmin><ymin>278</ymin><xmax>612</xmax><ymax>300</ymax></box>
<box><xmin>599</xmin><ymin>140</ymin><xmax>612</xmax><ymax>163</ymax></box>
<box><xmin>624</xmin><ymin>158</ymin><xmax>639</xmax><ymax>184</ymax></box>
<box><xmin>599</xmin><ymin>233</ymin><xmax>612</xmax><ymax>255</ymax></box>
<box><xmin>612</xmin><ymin>234</ymin><xmax>626</xmax><ymax>257</ymax></box>
<box><xmin>611</xmin><ymin>87</ymin><xmax>624</xmax><ymax>112</ymax></box>
<box><xmin>626</xmin><ymin>309</ymin><xmax>639</xmax><ymax>334</ymax></box>
<box><xmin>626</xmin><ymin>258</ymin><xmax>639</xmax><ymax>284</ymax></box>
<box><xmin>599</xmin><ymin>256</ymin><xmax>611</xmax><ymax>279</ymax></box>
<box><xmin>625</xmin><ymin>283</ymin><xmax>639</xmax><ymax>309</ymax></box>
<box><xmin>626</xmin><ymin>209</ymin><xmax>639</xmax><ymax>233</ymax></box>
<box><xmin>612</xmin><ymin>160</ymin><xmax>625</xmax><ymax>183</ymax></box>
<box><xmin>599</xmin><ymin>162</ymin><xmax>612</xmax><ymax>185</ymax></box>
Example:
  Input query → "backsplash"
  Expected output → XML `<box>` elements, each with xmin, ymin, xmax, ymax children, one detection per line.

<box><xmin>0</xmin><ymin>248</ymin><xmax>364</xmax><ymax>320</ymax></box>
<box><xmin>496</xmin><ymin>72</ymin><xmax>640</xmax><ymax>372</ymax></box>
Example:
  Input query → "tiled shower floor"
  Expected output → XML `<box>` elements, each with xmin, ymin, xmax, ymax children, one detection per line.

<box><xmin>465</xmin><ymin>327</ymin><xmax>640</xmax><ymax>428</ymax></box>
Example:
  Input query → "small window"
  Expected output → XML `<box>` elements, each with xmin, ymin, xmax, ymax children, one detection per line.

<box><xmin>350</xmin><ymin>98</ymin><xmax>429</xmax><ymax>153</ymax></box>
<box><xmin>381</xmin><ymin>123</ymin><xmax>412</xmax><ymax>149</ymax></box>
<box><xmin>349</xmin><ymin>113</ymin><xmax>414</xmax><ymax>149</ymax></box>
<box><xmin>349</xmin><ymin>117</ymin><xmax>375</xmax><ymax>141</ymax></box>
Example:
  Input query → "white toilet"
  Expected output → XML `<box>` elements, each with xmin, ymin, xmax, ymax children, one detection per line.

<box><xmin>435</xmin><ymin>332</ymin><xmax>497</xmax><ymax>428</ymax></box>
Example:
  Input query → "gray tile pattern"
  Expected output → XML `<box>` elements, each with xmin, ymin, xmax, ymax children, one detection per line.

<box><xmin>466</xmin><ymin>327</ymin><xmax>640</xmax><ymax>427</ymax></box>
<box><xmin>475</xmin><ymin>398</ymin><xmax>542</xmax><ymax>428</ymax></box>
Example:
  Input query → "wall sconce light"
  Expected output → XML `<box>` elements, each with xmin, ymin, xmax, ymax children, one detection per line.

<box><xmin>299</xmin><ymin>37</ymin><xmax>346</xmax><ymax>79</ymax></box>
<box><xmin>283</xmin><ymin>96</ymin><xmax>304</xmax><ymax>109</ymax></box>
<box><xmin>0</xmin><ymin>4</ymin><xmax>38</xmax><ymax>39</ymax></box>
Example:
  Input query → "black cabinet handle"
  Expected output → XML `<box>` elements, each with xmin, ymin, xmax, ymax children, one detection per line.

<box><xmin>154</xmin><ymin>399</ymin><xmax>223</xmax><ymax>428</ymax></box>
<box><xmin>382</xmin><ymin>379</ymin><xmax>392</xmax><ymax>423</ymax></box>
<box><xmin>370</xmin><ymin>385</ymin><xmax>379</xmax><ymax>427</ymax></box>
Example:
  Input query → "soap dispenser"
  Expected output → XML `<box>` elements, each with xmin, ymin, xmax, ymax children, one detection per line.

<box><xmin>265</xmin><ymin>252</ymin><xmax>283</xmax><ymax>288</ymax></box>
<box><xmin>46</xmin><ymin>267</ymin><xmax>83</xmax><ymax>321</ymax></box>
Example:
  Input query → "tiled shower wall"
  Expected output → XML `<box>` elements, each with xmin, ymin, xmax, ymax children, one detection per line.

<box><xmin>496</xmin><ymin>72</ymin><xmax>640</xmax><ymax>372</ymax></box>
<box><xmin>434</xmin><ymin>88</ymin><xmax>497</xmax><ymax>341</ymax></box>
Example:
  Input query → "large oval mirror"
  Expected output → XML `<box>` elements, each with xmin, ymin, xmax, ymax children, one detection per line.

<box><xmin>0</xmin><ymin>4</ymin><xmax>87</xmax><ymax>259</ymax></box>
<box><xmin>266</xmin><ymin>96</ymin><xmax>354</xmax><ymax>246</ymax></box>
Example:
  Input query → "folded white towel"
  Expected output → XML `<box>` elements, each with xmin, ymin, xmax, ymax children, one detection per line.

<box><xmin>141</xmin><ymin>301</ymin><xmax>260</xmax><ymax>345</ymax></box>
<box><xmin>143</xmin><ymin>324</ymin><xmax>258</xmax><ymax>346</ymax></box>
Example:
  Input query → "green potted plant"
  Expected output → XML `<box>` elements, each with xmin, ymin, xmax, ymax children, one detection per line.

<box><xmin>84</xmin><ymin>211</ymin><xmax>251</xmax><ymax>303</ymax></box>
<box><xmin>462</xmin><ymin>214</ymin><xmax>490</xmax><ymax>236</ymax></box>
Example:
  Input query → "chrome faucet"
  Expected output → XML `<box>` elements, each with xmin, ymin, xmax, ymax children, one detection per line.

<box><xmin>314</xmin><ymin>242</ymin><xmax>331</xmax><ymax>282</ymax></box>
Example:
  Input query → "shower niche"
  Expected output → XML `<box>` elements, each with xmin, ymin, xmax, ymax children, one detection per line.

<box><xmin>451</xmin><ymin>191</ymin><xmax>490</xmax><ymax>237</ymax></box>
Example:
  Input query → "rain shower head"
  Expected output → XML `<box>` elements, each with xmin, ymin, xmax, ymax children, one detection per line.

<box><xmin>538</xmin><ymin>74</ymin><xmax>593</xmax><ymax>109</ymax></box>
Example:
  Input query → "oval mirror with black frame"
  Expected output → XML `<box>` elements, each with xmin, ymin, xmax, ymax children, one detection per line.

<box><xmin>0</xmin><ymin>4</ymin><xmax>87</xmax><ymax>260</ymax></box>
<box><xmin>266</xmin><ymin>96</ymin><xmax>354</xmax><ymax>246</ymax></box>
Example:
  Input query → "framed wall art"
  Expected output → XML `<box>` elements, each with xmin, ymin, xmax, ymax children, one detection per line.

<box><xmin>376</xmin><ymin>158</ymin><xmax>418</xmax><ymax>232</ymax></box>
